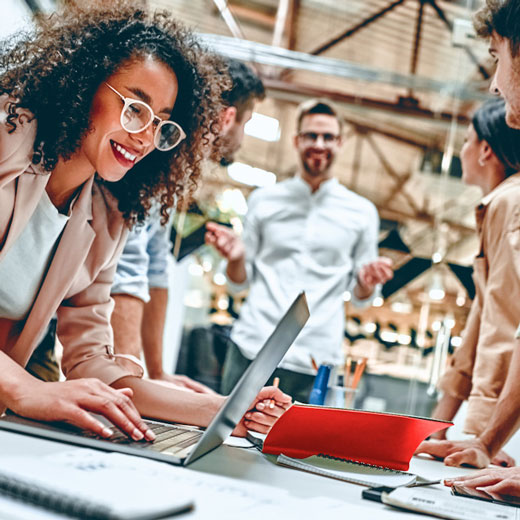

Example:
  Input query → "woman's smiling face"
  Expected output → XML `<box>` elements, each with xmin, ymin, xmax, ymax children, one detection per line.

<box><xmin>80</xmin><ymin>56</ymin><xmax>178</xmax><ymax>182</ymax></box>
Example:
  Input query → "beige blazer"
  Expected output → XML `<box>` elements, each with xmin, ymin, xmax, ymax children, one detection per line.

<box><xmin>439</xmin><ymin>173</ymin><xmax>520</xmax><ymax>435</ymax></box>
<box><xmin>0</xmin><ymin>101</ymin><xmax>143</xmax><ymax>388</ymax></box>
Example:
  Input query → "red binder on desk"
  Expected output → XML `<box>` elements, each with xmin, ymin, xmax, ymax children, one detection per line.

<box><xmin>262</xmin><ymin>405</ymin><xmax>452</xmax><ymax>471</ymax></box>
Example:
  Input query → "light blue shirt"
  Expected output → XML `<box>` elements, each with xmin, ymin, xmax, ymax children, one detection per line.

<box><xmin>229</xmin><ymin>175</ymin><xmax>380</xmax><ymax>374</ymax></box>
<box><xmin>112</xmin><ymin>209</ymin><xmax>171</xmax><ymax>303</ymax></box>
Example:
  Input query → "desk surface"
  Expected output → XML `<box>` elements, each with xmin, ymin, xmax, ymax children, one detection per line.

<box><xmin>0</xmin><ymin>429</ymin><xmax>478</xmax><ymax>519</ymax></box>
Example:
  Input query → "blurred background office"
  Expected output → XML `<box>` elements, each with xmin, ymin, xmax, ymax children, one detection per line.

<box><xmin>5</xmin><ymin>0</ymin><xmax>512</xmax><ymax>452</ymax></box>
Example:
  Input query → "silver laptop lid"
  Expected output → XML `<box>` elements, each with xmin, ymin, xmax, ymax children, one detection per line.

<box><xmin>184</xmin><ymin>291</ymin><xmax>309</xmax><ymax>464</ymax></box>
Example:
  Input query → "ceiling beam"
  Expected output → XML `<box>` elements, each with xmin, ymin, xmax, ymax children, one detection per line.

<box><xmin>263</xmin><ymin>77</ymin><xmax>471</xmax><ymax>125</ymax></box>
<box><xmin>200</xmin><ymin>32</ymin><xmax>488</xmax><ymax>101</ymax></box>
<box><xmin>425</xmin><ymin>0</ymin><xmax>490</xmax><ymax>80</ymax></box>
<box><xmin>227</xmin><ymin>4</ymin><xmax>275</xmax><ymax>28</ymax></box>
<box><xmin>381</xmin><ymin>172</ymin><xmax>413</xmax><ymax>207</ymax></box>
<box><xmin>211</xmin><ymin>0</ymin><xmax>246</xmax><ymax>39</ymax></box>
<box><xmin>286</xmin><ymin>0</ymin><xmax>300</xmax><ymax>51</ymax></box>
<box><xmin>309</xmin><ymin>0</ymin><xmax>407</xmax><ymax>56</ymax></box>
<box><xmin>272</xmin><ymin>0</ymin><xmax>290</xmax><ymax>48</ymax></box>
<box><xmin>408</xmin><ymin>0</ymin><xmax>425</xmax><ymax>97</ymax></box>
<box><xmin>365</xmin><ymin>132</ymin><xmax>422</xmax><ymax>215</ymax></box>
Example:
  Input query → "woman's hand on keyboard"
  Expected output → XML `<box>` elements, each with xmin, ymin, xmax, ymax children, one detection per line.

<box><xmin>233</xmin><ymin>386</ymin><xmax>292</xmax><ymax>436</ymax></box>
<box><xmin>9</xmin><ymin>377</ymin><xmax>156</xmax><ymax>442</ymax></box>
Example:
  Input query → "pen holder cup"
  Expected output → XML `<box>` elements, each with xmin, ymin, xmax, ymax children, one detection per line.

<box><xmin>324</xmin><ymin>385</ymin><xmax>358</xmax><ymax>409</ymax></box>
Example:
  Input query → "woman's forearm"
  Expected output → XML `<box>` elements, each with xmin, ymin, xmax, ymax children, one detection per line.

<box><xmin>112</xmin><ymin>376</ymin><xmax>226</xmax><ymax>426</ymax></box>
<box><xmin>0</xmin><ymin>351</ymin><xmax>36</xmax><ymax>409</ymax></box>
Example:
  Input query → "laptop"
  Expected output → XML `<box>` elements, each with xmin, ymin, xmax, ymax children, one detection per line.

<box><xmin>0</xmin><ymin>292</ymin><xmax>309</xmax><ymax>466</ymax></box>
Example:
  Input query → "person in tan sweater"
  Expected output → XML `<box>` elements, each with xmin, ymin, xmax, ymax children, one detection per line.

<box><xmin>417</xmin><ymin>98</ymin><xmax>520</xmax><ymax>467</ymax></box>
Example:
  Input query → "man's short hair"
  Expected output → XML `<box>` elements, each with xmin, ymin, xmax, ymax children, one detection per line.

<box><xmin>221</xmin><ymin>58</ymin><xmax>265</xmax><ymax>121</ymax></box>
<box><xmin>295</xmin><ymin>98</ymin><xmax>343</xmax><ymax>133</ymax></box>
<box><xmin>474</xmin><ymin>0</ymin><xmax>520</xmax><ymax>56</ymax></box>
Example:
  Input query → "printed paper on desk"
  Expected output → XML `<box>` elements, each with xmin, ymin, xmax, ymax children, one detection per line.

<box><xmin>42</xmin><ymin>449</ymin><xmax>295</xmax><ymax>518</ymax></box>
<box><xmin>262</xmin><ymin>404</ymin><xmax>452</xmax><ymax>471</ymax></box>
<box><xmin>382</xmin><ymin>487</ymin><xmax>520</xmax><ymax>520</ymax></box>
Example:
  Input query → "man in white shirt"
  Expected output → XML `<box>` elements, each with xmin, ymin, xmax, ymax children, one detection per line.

<box><xmin>206</xmin><ymin>99</ymin><xmax>393</xmax><ymax>401</ymax></box>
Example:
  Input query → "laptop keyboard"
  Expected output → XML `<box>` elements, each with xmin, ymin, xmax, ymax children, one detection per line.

<box><xmin>83</xmin><ymin>420</ymin><xmax>204</xmax><ymax>456</ymax></box>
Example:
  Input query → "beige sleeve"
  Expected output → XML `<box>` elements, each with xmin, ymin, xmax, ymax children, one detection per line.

<box><xmin>57</xmin><ymin>227</ymin><xmax>144</xmax><ymax>385</ymax></box>
<box><xmin>438</xmin><ymin>295</ymin><xmax>480</xmax><ymax>400</ymax></box>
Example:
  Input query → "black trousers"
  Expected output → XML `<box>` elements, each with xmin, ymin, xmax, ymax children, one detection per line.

<box><xmin>220</xmin><ymin>340</ymin><xmax>315</xmax><ymax>403</ymax></box>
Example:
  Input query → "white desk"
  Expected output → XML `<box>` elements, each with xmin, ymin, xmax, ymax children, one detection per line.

<box><xmin>0</xmin><ymin>429</ymin><xmax>479</xmax><ymax>519</ymax></box>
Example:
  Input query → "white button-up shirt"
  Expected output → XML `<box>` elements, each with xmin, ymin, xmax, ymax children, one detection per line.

<box><xmin>229</xmin><ymin>175</ymin><xmax>379</xmax><ymax>374</ymax></box>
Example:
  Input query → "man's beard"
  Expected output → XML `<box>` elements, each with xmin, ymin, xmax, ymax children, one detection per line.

<box><xmin>302</xmin><ymin>154</ymin><xmax>332</xmax><ymax>177</ymax></box>
<box><xmin>220</xmin><ymin>152</ymin><xmax>235</xmax><ymax>167</ymax></box>
<box><xmin>216</xmin><ymin>127</ymin><xmax>242</xmax><ymax>166</ymax></box>
<box><xmin>208</xmin><ymin>138</ymin><xmax>235</xmax><ymax>166</ymax></box>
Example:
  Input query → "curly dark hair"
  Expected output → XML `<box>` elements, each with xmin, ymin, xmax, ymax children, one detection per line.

<box><xmin>474</xmin><ymin>0</ymin><xmax>520</xmax><ymax>57</ymax></box>
<box><xmin>0</xmin><ymin>1</ymin><xmax>228</xmax><ymax>225</ymax></box>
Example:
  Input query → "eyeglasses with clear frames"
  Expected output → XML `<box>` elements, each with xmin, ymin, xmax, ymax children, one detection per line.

<box><xmin>105</xmin><ymin>83</ymin><xmax>186</xmax><ymax>152</ymax></box>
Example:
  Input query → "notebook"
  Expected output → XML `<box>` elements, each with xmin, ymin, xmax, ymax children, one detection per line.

<box><xmin>276</xmin><ymin>453</ymin><xmax>417</xmax><ymax>487</ymax></box>
<box><xmin>0</xmin><ymin>292</ymin><xmax>310</xmax><ymax>467</ymax></box>
<box><xmin>0</xmin><ymin>450</ymin><xmax>194</xmax><ymax>520</ymax></box>
<box><xmin>251</xmin><ymin>404</ymin><xmax>452</xmax><ymax>471</ymax></box>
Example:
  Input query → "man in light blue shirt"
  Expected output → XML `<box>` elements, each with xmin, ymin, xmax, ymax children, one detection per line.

<box><xmin>110</xmin><ymin>59</ymin><xmax>265</xmax><ymax>390</ymax></box>
<box><xmin>206</xmin><ymin>99</ymin><xmax>393</xmax><ymax>402</ymax></box>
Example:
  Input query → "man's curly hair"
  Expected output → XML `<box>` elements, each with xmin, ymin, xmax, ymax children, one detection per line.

<box><xmin>0</xmin><ymin>1</ymin><xmax>228</xmax><ymax>225</ymax></box>
<box><xmin>474</xmin><ymin>0</ymin><xmax>520</xmax><ymax>57</ymax></box>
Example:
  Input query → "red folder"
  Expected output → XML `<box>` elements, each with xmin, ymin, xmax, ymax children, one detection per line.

<box><xmin>262</xmin><ymin>405</ymin><xmax>452</xmax><ymax>471</ymax></box>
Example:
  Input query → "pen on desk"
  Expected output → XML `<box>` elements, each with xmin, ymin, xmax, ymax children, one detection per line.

<box><xmin>269</xmin><ymin>376</ymin><xmax>280</xmax><ymax>409</ymax></box>
<box><xmin>350</xmin><ymin>357</ymin><xmax>367</xmax><ymax>391</ymax></box>
<box><xmin>408</xmin><ymin>479</ymin><xmax>442</xmax><ymax>487</ymax></box>
<box><xmin>310</xmin><ymin>355</ymin><xmax>319</xmax><ymax>372</ymax></box>
<box><xmin>344</xmin><ymin>356</ymin><xmax>351</xmax><ymax>388</ymax></box>
<box><xmin>344</xmin><ymin>356</ymin><xmax>352</xmax><ymax>408</ymax></box>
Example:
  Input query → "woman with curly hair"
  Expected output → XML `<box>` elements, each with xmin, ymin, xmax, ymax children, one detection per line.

<box><xmin>0</xmin><ymin>2</ymin><xmax>290</xmax><ymax>440</ymax></box>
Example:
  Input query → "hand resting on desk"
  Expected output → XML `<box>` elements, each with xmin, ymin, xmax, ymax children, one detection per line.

<box><xmin>415</xmin><ymin>438</ymin><xmax>515</xmax><ymax>469</ymax></box>
<box><xmin>445</xmin><ymin>466</ymin><xmax>520</xmax><ymax>499</ymax></box>
<box><xmin>233</xmin><ymin>385</ymin><xmax>292</xmax><ymax>437</ymax></box>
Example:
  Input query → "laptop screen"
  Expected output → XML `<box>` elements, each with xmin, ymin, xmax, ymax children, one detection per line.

<box><xmin>184</xmin><ymin>291</ymin><xmax>309</xmax><ymax>464</ymax></box>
